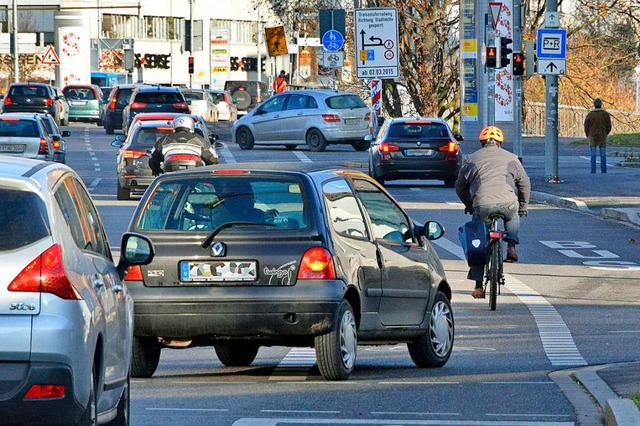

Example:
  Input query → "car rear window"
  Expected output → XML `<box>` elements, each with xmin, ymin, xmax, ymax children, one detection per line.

<box><xmin>209</xmin><ymin>92</ymin><xmax>224</xmax><ymax>103</ymax></box>
<box><xmin>130</xmin><ymin>127</ymin><xmax>173</xmax><ymax>149</ymax></box>
<box><xmin>135</xmin><ymin>92</ymin><xmax>184</xmax><ymax>104</ymax></box>
<box><xmin>0</xmin><ymin>119</ymin><xmax>39</xmax><ymax>137</ymax></box>
<box><xmin>9</xmin><ymin>85</ymin><xmax>49</xmax><ymax>97</ymax></box>
<box><xmin>183</xmin><ymin>91</ymin><xmax>205</xmax><ymax>100</ymax></box>
<box><xmin>136</xmin><ymin>177</ymin><xmax>307</xmax><ymax>232</ymax></box>
<box><xmin>115</xmin><ymin>88</ymin><xmax>134</xmax><ymax>104</ymax></box>
<box><xmin>387</xmin><ymin>122</ymin><xmax>449</xmax><ymax>139</ymax></box>
<box><xmin>64</xmin><ymin>87</ymin><xmax>98</xmax><ymax>100</ymax></box>
<box><xmin>325</xmin><ymin>94</ymin><xmax>367</xmax><ymax>110</ymax></box>
<box><xmin>0</xmin><ymin>189</ymin><xmax>50</xmax><ymax>251</ymax></box>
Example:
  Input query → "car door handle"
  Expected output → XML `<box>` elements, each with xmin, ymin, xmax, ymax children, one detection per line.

<box><xmin>92</xmin><ymin>274</ymin><xmax>104</xmax><ymax>289</ymax></box>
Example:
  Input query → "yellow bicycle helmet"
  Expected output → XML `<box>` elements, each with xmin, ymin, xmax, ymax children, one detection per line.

<box><xmin>479</xmin><ymin>126</ymin><xmax>504</xmax><ymax>144</ymax></box>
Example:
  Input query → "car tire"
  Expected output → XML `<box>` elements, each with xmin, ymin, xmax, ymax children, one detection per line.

<box><xmin>106</xmin><ymin>125</ymin><xmax>114</xmax><ymax>135</ymax></box>
<box><xmin>351</xmin><ymin>140</ymin><xmax>371</xmax><ymax>151</ymax></box>
<box><xmin>315</xmin><ymin>300</ymin><xmax>357</xmax><ymax>381</ymax></box>
<box><xmin>368</xmin><ymin>161</ymin><xmax>385</xmax><ymax>186</ymax></box>
<box><xmin>97</xmin><ymin>118</ymin><xmax>103</xmax><ymax>127</ymax></box>
<box><xmin>117</xmin><ymin>182</ymin><xmax>130</xmax><ymax>201</ymax></box>
<box><xmin>215</xmin><ymin>343</ymin><xmax>260</xmax><ymax>366</ymax></box>
<box><xmin>284</xmin><ymin>145</ymin><xmax>297</xmax><ymax>151</ymax></box>
<box><xmin>236</xmin><ymin>127</ymin><xmax>255</xmax><ymax>150</ymax></box>
<box><xmin>131</xmin><ymin>337</ymin><xmax>161</xmax><ymax>378</ymax></box>
<box><xmin>62</xmin><ymin>114</ymin><xmax>69</xmax><ymax>127</ymax></box>
<box><xmin>443</xmin><ymin>178</ymin><xmax>456</xmax><ymax>188</ymax></box>
<box><xmin>233</xmin><ymin>91</ymin><xmax>252</xmax><ymax>110</ymax></box>
<box><xmin>306</xmin><ymin>129</ymin><xmax>327</xmax><ymax>152</ymax></box>
<box><xmin>407</xmin><ymin>291</ymin><xmax>454</xmax><ymax>368</ymax></box>
<box><xmin>108</xmin><ymin>374</ymin><xmax>129</xmax><ymax>426</ymax></box>
<box><xmin>79</xmin><ymin>364</ymin><xmax>97</xmax><ymax>425</ymax></box>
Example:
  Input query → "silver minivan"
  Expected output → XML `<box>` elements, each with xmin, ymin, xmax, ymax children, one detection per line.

<box><xmin>0</xmin><ymin>157</ymin><xmax>154</xmax><ymax>424</ymax></box>
<box><xmin>231</xmin><ymin>89</ymin><xmax>373</xmax><ymax>152</ymax></box>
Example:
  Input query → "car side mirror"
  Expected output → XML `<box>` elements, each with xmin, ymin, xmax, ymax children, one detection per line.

<box><xmin>364</xmin><ymin>134</ymin><xmax>373</xmax><ymax>141</ymax></box>
<box><xmin>209</xmin><ymin>133</ymin><xmax>219</xmax><ymax>143</ymax></box>
<box><xmin>423</xmin><ymin>221</ymin><xmax>445</xmax><ymax>241</ymax></box>
<box><xmin>455</xmin><ymin>134</ymin><xmax>464</xmax><ymax>141</ymax></box>
<box><xmin>116</xmin><ymin>232</ymin><xmax>155</xmax><ymax>280</ymax></box>
<box><xmin>62</xmin><ymin>130</ymin><xmax>71</xmax><ymax>137</ymax></box>
<box><xmin>51</xmin><ymin>135</ymin><xmax>61</xmax><ymax>142</ymax></box>
<box><xmin>186</xmin><ymin>99</ymin><xmax>192</xmax><ymax>105</ymax></box>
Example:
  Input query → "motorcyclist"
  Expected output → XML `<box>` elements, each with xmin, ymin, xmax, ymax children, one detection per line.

<box><xmin>455</xmin><ymin>125</ymin><xmax>531</xmax><ymax>299</ymax></box>
<box><xmin>149</xmin><ymin>115</ymin><xmax>218</xmax><ymax>175</ymax></box>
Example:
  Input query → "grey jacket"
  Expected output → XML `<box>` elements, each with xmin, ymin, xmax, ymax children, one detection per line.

<box><xmin>455</xmin><ymin>144</ymin><xmax>531</xmax><ymax>211</ymax></box>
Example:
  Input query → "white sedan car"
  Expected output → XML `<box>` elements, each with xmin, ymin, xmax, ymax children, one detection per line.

<box><xmin>181</xmin><ymin>89</ymin><xmax>218</xmax><ymax>122</ymax></box>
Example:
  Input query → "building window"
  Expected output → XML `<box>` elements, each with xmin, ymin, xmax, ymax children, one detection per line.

<box><xmin>102</xmin><ymin>14</ymin><xmax>183</xmax><ymax>41</ymax></box>
<box><xmin>211</xmin><ymin>19</ymin><xmax>258</xmax><ymax>44</ymax></box>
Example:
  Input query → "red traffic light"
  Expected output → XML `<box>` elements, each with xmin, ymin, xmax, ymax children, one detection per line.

<box><xmin>188</xmin><ymin>56</ymin><xmax>194</xmax><ymax>74</ymax></box>
<box><xmin>513</xmin><ymin>52</ymin><xmax>524</xmax><ymax>76</ymax></box>
<box><xmin>486</xmin><ymin>46</ymin><xmax>497</xmax><ymax>68</ymax></box>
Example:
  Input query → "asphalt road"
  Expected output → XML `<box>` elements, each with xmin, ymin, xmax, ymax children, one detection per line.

<box><xmin>61</xmin><ymin>121</ymin><xmax>640</xmax><ymax>425</ymax></box>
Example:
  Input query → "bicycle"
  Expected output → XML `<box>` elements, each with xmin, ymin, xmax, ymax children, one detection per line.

<box><xmin>484</xmin><ymin>214</ymin><xmax>506</xmax><ymax>311</ymax></box>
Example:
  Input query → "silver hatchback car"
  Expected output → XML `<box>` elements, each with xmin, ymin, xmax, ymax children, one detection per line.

<box><xmin>0</xmin><ymin>158</ymin><xmax>154</xmax><ymax>424</ymax></box>
<box><xmin>231</xmin><ymin>89</ymin><xmax>373</xmax><ymax>152</ymax></box>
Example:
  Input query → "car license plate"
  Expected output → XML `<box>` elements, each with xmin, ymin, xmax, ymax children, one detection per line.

<box><xmin>71</xmin><ymin>100</ymin><xmax>87</xmax><ymax>106</ymax></box>
<box><xmin>180</xmin><ymin>260</ymin><xmax>257</xmax><ymax>282</ymax></box>
<box><xmin>344</xmin><ymin>118</ymin><xmax>359</xmax><ymax>125</ymax></box>
<box><xmin>405</xmin><ymin>149</ymin><xmax>435</xmax><ymax>157</ymax></box>
<box><xmin>0</xmin><ymin>144</ymin><xmax>26</xmax><ymax>153</ymax></box>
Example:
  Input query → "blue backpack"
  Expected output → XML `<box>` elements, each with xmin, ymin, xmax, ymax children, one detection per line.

<box><xmin>458</xmin><ymin>219</ymin><xmax>488</xmax><ymax>267</ymax></box>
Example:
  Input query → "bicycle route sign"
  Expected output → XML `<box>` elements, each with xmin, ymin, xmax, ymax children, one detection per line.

<box><xmin>354</xmin><ymin>8</ymin><xmax>399</xmax><ymax>79</ymax></box>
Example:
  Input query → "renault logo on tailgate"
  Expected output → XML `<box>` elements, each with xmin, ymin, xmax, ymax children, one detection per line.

<box><xmin>211</xmin><ymin>241</ymin><xmax>226</xmax><ymax>257</ymax></box>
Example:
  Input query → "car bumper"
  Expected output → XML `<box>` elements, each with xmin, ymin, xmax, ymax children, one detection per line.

<box><xmin>0</xmin><ymin>362</ymin><xmax>84</xmax><ymax>424</ymax></box>
<box><xmin>322</xmin><ymin>127</ymin><xmax>369</xmax><ymax>143</ymax></box>
<box><xmin>129</xmin><ymin>279</ymin><xmax>347</xmax><ymax>340</ymax></box>
<box><xmin>119</xmin><ymin>174</ymin><xmax>154</xmax><ymax>190</ymax></box>
<box><xmin>69</xmin><ymin>110</ymin><xmax>101</xmax><ymax>120</ymax></box>
<box><xmin>375</xmin><ymin>158</ymin><xmax>460</xmax><ymax>179</ymax></box>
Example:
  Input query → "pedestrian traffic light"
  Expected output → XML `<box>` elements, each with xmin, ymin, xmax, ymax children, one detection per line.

<box><xmin>188</xmin><ymin>56</ymin><xmax>194</xmax><ymax>74</ymax></box>
<box><xmin>512</xmin><ymin>52</ymin><xmax>524</xmax><ymax>76</ymax></box>
<box><xmin>497</xmin><ymin>36</ymin><xmax>513</xmax><ymax>69</ymax></box>
<box><xmin>524</xmin><ymin>40</ymin><xmax>537</xmax><ymax>77</ymax></box>
<box><xmin>486</xmin><ymin>45</ymin><xmax>497</xmax><ymax>68</ymax></box>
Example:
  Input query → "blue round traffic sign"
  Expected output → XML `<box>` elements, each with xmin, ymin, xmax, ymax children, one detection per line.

<box><xmin>322</xmin><ymin>30</ymin><xmax>344</xmax><ymax>51</ymax></box>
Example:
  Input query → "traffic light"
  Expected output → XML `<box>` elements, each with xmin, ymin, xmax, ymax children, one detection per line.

<box><xmin>512</xmin><ymin>52</ymin><xmax>524</xmax><ymax>76</ymax></box>
<box><xmin>486</xmin><ymin>45</ymin><xmax>497</xmax><ymax>68</ymax></box>
<box><xmin>497</xmin><ymin>36</ymin><xmax>513</xmax><ymax>69</ymax></box>
<box><xmin>188</xmin><ymin>56</ymin><xmax>194</xmax><ymax>74</ymax></box>
<box><xmin>524</xmin><ymin>40</ymin><xmax>537</xmax><ymax>77</ymax></box>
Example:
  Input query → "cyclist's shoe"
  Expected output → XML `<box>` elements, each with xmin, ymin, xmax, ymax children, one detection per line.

<box><xmin>505</xmin><ymin>246</ymin><xmax>518</xmax><ymax>263</ymax></box>
<box><xmin>471</xmin><ymin>288</ymin><xmax>485</xmax><ymax>299</ymax></box>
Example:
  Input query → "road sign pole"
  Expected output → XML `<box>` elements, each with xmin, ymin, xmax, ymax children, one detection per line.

<box><xmin>513</xmin><ymin>0</ymin><xmax>523</xmax><ymax>162</ymax></box>
<box><xmin>545</xmin><ymin>0</ymin><xmax>560</xmax><ymax>183</ymax></box>
<box><xmin>486</xmin><ymin>13</ymin><xmax>495</xmax><ymax>126</ymax></box>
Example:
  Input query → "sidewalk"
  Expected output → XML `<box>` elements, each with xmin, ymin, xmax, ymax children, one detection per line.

<box><xmin>520</xmin><ymin>140</ymin><xmax>640</xmax><ymax>425</ymax></box>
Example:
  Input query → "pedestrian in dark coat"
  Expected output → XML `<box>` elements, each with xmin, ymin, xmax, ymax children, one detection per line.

<box><xmin>584</xmin><ymin>98</ymin><xmax>612</xmax><ymax>173</ymax></box>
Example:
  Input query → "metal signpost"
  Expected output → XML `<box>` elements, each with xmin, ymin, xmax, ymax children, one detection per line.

<box><xmin>354</xmin><ymin>8</ymin><xmax>399</xmax><ymax>79</ymax></box>
<box><xmin>322</xmin><ymin>29</ymin><xmax>344</xmax><ymax>90</ymax></box>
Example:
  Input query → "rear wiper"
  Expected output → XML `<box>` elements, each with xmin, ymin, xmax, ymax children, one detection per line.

<box><xmin>201</xmin><ymin>221</ymin><xmax>276</xmax><ymax>248</ymax></box>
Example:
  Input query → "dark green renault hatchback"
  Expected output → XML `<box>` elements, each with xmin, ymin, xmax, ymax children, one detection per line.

<box><xmin>124</xmin><ymin>163</ymin><xmax>454</xmax><ymax>381</ymax></box>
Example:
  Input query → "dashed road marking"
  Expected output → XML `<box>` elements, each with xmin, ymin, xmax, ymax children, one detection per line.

<box><xmin>268</xmin><ymin>347</ymin><xmax>316</xmax><ymax>381</ymax></box>
<box><xmin>219</xmin><ymin>143</ymin><xmax>236</xmax><ymax>163</ymax></box>
<box><xmin>293</xmin><ymin>151</ymin><xmax>312</xmax><ymax>163</ymax></box>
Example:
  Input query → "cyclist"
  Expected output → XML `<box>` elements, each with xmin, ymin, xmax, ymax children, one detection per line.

<box><xmin>149</xmin><ymin>115</ymin><xmax>218</xmax><ymax>175</ymax></box>
<box><xmin>455</xmin><ymin>125</ymin><xmax>531</xmax><ymax>299</ymax></box>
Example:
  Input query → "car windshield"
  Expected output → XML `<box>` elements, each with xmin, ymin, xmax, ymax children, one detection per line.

<box><xmin>325</xmin><ymin>94</ymin><xmax>367</xmax><ymax>109</ymax></box>
<box><xmin>0</xmin><ymin>119</ymin><xmax>39</xmax><ymax>137</ymax></box>
<box><xmin>136</xmin><ymin>177</ymin><xmax>307</xmax><ymax>232</ymax></box>
<box><xmin>387</xmin><ymin>122</ymin><xmax>449</xmax><ymax>139</ymax></box>
<box><xmin>0</xmin><ymin>189</ymin><xmax>51</xmax><ymax>251</ymax></box>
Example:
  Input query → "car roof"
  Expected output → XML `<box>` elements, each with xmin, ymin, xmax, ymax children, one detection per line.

<box><xmin>135</xmin><ymin>85</ymin><xmax>181</xmax><ymax>93</ymax></box>
<box><xmin>9</xmin><ymin>82</ymin><xmax>50</xmax><ymax>87</ymax></box>
<box><xmin>387</xmin><ymin>117</ymin><xmax>447</xmax><ymax>125</ymax></box>
<box><xmin>0</xmin><ymin>157</ymin><xmax>59</xmax><ymax>178</ymax></box>
<box><xmin>0</xmin><ymin>112</ymin><xmax>43</xmax><ymax>121</ymax></box>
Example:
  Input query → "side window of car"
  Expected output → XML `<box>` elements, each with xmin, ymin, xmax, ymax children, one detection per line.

<box><xmin>286</xmin><ymin>94</ymin><xmax>308</xmax><ymax>111</ymax></box>
<box><xmin>54</xmin><ymin>180</ymin><xmax>89</xmax><ymax>250</ymax></box>
<box><xmin>323</xmin><ymin>179</ymin><xmax>369</xmax><ymax>240</ymax></box>
<box><xmin>353</xmin><ymin>179</ymin><xmax>413</xmax><ymax>244</ymax></box>
<box><xmin>261</xmin><ymin>95</ymin><xmax>286</xmax><ymax>113</ymax></box>
<box><xmin>71</xmin><ymin>179</ymin><xmax>110</xmax><ymax>258</ymax></box>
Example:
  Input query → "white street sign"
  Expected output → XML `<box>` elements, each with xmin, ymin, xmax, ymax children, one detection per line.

<box><xmin>537</xmin><ymin>58</ymin><xmax>566</xmax><ymax>75</ymax></box>
<box><xmin>545</xmin><ymin>12</ymin><xmax>559</xmax><ymax>28</ymax></box>
<box><xmin>354</xmin><ymin>8</ymin><xmax>399</xmax><ymax>79</ymax></box>
<box><xmin>297</xmin><ymin>37</ymin><xmax>322</xmax><ymax>47</ymax></box>
<box><xmin>322</xmin><ymin>51</ymin><xmax>344</xmax><ymax>68</ymax></box>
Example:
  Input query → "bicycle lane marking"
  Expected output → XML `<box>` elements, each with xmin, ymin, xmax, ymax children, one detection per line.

<box><xmin>432</xmin><ymin>237</ymin><xmax>587</xmax><ymax>367</ymax></box>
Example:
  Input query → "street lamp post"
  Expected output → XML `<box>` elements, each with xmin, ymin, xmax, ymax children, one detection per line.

<box><xmin>12</xmin><ymin>0</ymin><xmax>19</xmax><ymax>82</ymax></box>
<box><xmin>189</xmin><ymin>0</ymin><xmax>194</xmax><ymax>88</ymax></box>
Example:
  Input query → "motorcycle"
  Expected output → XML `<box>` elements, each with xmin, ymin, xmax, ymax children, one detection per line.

<box><xmin>161</xmin><ymin>143</ymin><xmax>206</xmax><ymax>173</ymax></box>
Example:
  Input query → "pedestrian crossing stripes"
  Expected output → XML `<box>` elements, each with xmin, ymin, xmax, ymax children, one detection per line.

<box><xmin>268</xmin><ymin>347</ymin><xmax>316</xmax><ymax>381</ymax></box>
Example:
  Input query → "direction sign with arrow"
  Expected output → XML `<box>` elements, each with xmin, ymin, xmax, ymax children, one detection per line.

<box><xmin>354</xmin><ymin>8</ymin><xmax>399</xmax><ymax>79</ymax></box>
<box><xmin>537</xmin><ymin>58</ymin><xmax>566</xmax><ymax>75</ymax></box>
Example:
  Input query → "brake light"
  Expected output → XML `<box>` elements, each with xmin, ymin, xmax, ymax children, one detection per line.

<box><xmin>380</xmin><ymin>142</ymin><xmax>399</xmax><ymax>152</ymax></box>
<box><xmin>3</xmin><ymin>97</ymin><xmax>12</xmax><ymax>106</ymax></box>
<box><xmin>438</xmin><ymin>141</ymin><xmax>459</xmax><ymax>153</ymax></box>
<box><xmin>24</xmin><ymin>384</ymin><xmax>65</xmax><ymax>400</ymax></box>
<box><xmin>0</xmin><ymin>116</ymin><xmax>19</xmax><ymax>121</ymax></box>
<box><xmin>52</xmin><ymin>140</ymin><xmax>61</xmax><ymax>150</ymax></box>
<box><xmin>8</xmin><ymin>244</ymin><xmax>80</xmax><ymax>300</ymax></box>
<box><xmin>125</xmin><ymin>265</ymin><xmax>143</xmax><ymax>281</ymax></box>
<box><xmin>322</xmin><ymin>114</ymin><xmax>341</xmax><ymax>123</ymax></box>
<box><xmin>130</xmin><ymin>102</ymin><xmax>147</xmax><ymax>109</ymax></box>
<box><xmin>165</xmin><ymin>153</ymin><xmax>201</xmax><ymax>162</ymax></box>
<box><xmin>223</xmin><ymin>93</ymin><xmax>230</xmax><ymax>103</ymax></box>
<box><xmin>297</xmin><ymin>247</ymin><xmax>336</xmax><ymax>280</ymax></box>
<box><xmin>44</xmin><ymin>98</ymin><xmax>54</xmax><ymax>107</ymax></box>
<box><xmin>173</xmin><ymin>102</ymin><xmax>189</xmax><ymax>110</ymax></box>
<box><xmin>212</xmin><ymin>169</ymin><xmax>250</xmax><ymax>175</ymax></box>
<box><xmin>38</xmin><ymin>138</ymin><xmax>48</xmax><ymax>155</ymax></box>
<box><xmin>109</xmin><ymin>97</ymin><xmax>117</xmax><ymax>110</ymax></box>
<box><xmin>489</xmin><ymin>230</ymin><xmax>503</xmax><ymax>239</ymax></box>
<box><xmin>123</xmin><ymin>150</ymin><xmax>147</xmax><ymax>159</ymax></box>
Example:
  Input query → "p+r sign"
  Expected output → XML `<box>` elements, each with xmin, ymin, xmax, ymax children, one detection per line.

<box><xmin>536</xmin><ymin>28</ymin><xmax>567</xmax><ymax>60</ymax></box>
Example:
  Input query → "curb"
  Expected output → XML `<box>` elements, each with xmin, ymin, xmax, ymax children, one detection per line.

<box><xmin>530</xmin><ymin>191</ymin><xmax>590</xmax><ymax>212</ymax></box>
<box><xmin>600</xmin><ymin>208</ymin><xmax>640</xmax><ymax>226</ymax></box>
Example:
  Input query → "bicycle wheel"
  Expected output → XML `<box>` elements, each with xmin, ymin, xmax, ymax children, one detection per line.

<box><xmin>489</xmin><ymin>239</ymin><xmax>500</xmax><ymax>311</ymax></box>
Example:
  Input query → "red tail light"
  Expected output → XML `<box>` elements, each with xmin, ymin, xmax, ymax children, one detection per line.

<box><xmin>3</xmin><ymin>97</ymin><xmax>12</xmax><ymax>106</ymax></box>
<box><xmin>173</xmin><ymin>102</ymin><xmax>189</xmax><ymax>110</ymax></box>
<box><xmin>125</xmin><ymin>265</ymin><xmax>143</xmax><ymax>281</ymax></box>
<box><xmin>52</xmin><ymin>140</ymin><xmax>61</xmax><ymax>150</ymax></box>
<box><xmin>123</xmin><ymin>150</ymin><xmax>147</xmax><ymax>159</ymax></box>
<box><xmin>438</xmin><ymin>141</ymin><xmax>459</xmax><ymax>153</ymax></box>
<box><xmin>165</xmin><ymin>153</ymin><xmax>201</xmax><ymax>162</ymax></box>
<box><xmin>322</xmin><ymin>114</ymin><xmax>341</xmax><ymax>123</ymax></box>
<box><xmin>24</xmin><ymin>384</ymin><xmax>65</xmax><ymax>400</ymax></box>
<box><xmin>380</xmin><ymin>142</ymin><xmax>400</xmax><ymax>152</ymax></box>
<box><xmin>109</xmin><ymin>97</ymin><xmax>117</xmax><ymax>110</ymax></box>
<box><xmin>130</xmin><ymin>102</ymin><xmax>147</xmax><ymax>109</ymax></box>
<box><xmin>8</xmin><ymin>244</ymin><xmax>80</xmax><ymax>300</ymax></box>
<box><xmin>38</xmin><ymin>138</ymin><xmax>48</xmax><ymax>155</ymax></box>
<box><xmin>223</xmin><ymin>93</ymin><xmax>230</xmax><ymax>103</ymax></box>
<box><xmin>489</xmin><ymin>230</ymin><xmax>503</xmax><ymax>239</ymax></box>
<box><xmin>297</xmin><ymin>247</ymin><xmax>336</xmax><ymax>280</ymax></box>
<box><xmin>44</xmin><ymin>98</ymin><xmax>54</xmax><ymax>107</ymax></box>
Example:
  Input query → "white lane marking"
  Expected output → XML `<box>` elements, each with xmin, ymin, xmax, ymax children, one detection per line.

<box><xmin>481</xmin><ymin>381</ymin><xmax>554</xmax><ymax>385</ymax></box>
<box><xmin>371</xmin><ymin>412</ymin><xmax>460</xmax><ymax>416</ymax></box>
<box><xmin>232</xmin><ymin>418</ymin><xmax>574</xmax><ymax>425</ymax></box>
<box><xmin>147</xmin><ymin>407</ymin><xmax>228</xmax><ymax>412</ymax></box>
<box><xmin>488</xmin><ymin>414</ymin><xmax>572</xmax><ymax>418</ymax></box>
<box><xmin>261</xmin><ymin>410</ymin><xmax>340</xmax><ymax>414</ymax></box>
<box><xmin>89</xmin><ymin>178</ymin><xmax>101</xmax><ymax>189</ymax></box>
<box><xmin>579</xmin><ymin>155</ymin><xmax>613</xmax><ymax>168</ymax></box>
<box><xmin>269</xmin><ymin>347</ymin><xmax>316</xmax><ymax>381</ymax></box>
<box><xmin>293</xmin><ymin>151</ymin><xmax>312</xmax><ymax>163</ymax></box>
<box><xmin>219</xmin><ymin>143</ymin><xmax>236</xmax><ymax>163</ymax></box>
<box><xmin>433</xmin><ymin>237</ymin><xmax>587</xmax><ymax>367</ymax></box>
<box><xmin>380</xmin><ymin>381</ymin><xmax>460</xmax><ymax>385</ymax></box>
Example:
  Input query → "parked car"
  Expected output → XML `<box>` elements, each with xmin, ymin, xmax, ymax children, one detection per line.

<box><xmin>125</xmin><ymin>112</ymin><xmax>219</xmax><ymax>145</ymax></box>
<box><xmin>62</xmin><ymin>84</ymin><xmax>104</xmax><ymax>125</ymax></box>
<box><xmin>0</xmin><ymin>113</ymin><xmax>56</xmax><ymax>162</ymax></box>
<box><xmin>0</xmin><ymin>157</ymin><xmax>154</xmax><ymax>425</ymax></box>
<box><xmin>180</xmin><ymin>89</ymin><xmax>218</xmax><ymax>122</ymax></box>
<box><xmin>2</xmin><ymin>83</ymin><xmax>65</xmax><ymax>126</ymax></box>
<box><xmin>207</xmin><ymin>89</ymin><xmax>238</xmax><ymax>121</ymax></box>
<box><xmin>37</xmin><ymin>112</ymin><xmax>70</xmax><ymax>164</ymax></box>
<box><xmin>368</xmin><ymin>117</ymin><xmax>464</xmax><ymax>187</ymax></box>
<box><xmin>122</xmin><ymin>86</ymin><xmax>189</xmax><ymax>136</ymax></box>
<box><xmin>224</xmin><ymin>80</ymin><xmax>270</xmax><ymax>116</ymax></box>
<box><xmin>103</xmin><ymin>84</ymin><xmax>140</xmax><ymax>135</ymax></box>
<box><xmin>231</xmin><ymin>90</ymin><xmax>373</xmax><ymax>152</ymax></box>
<box><xmin>123</xmin><ymin>163</ymin><xmax>454</xmax><ymax>381</ymax></box>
